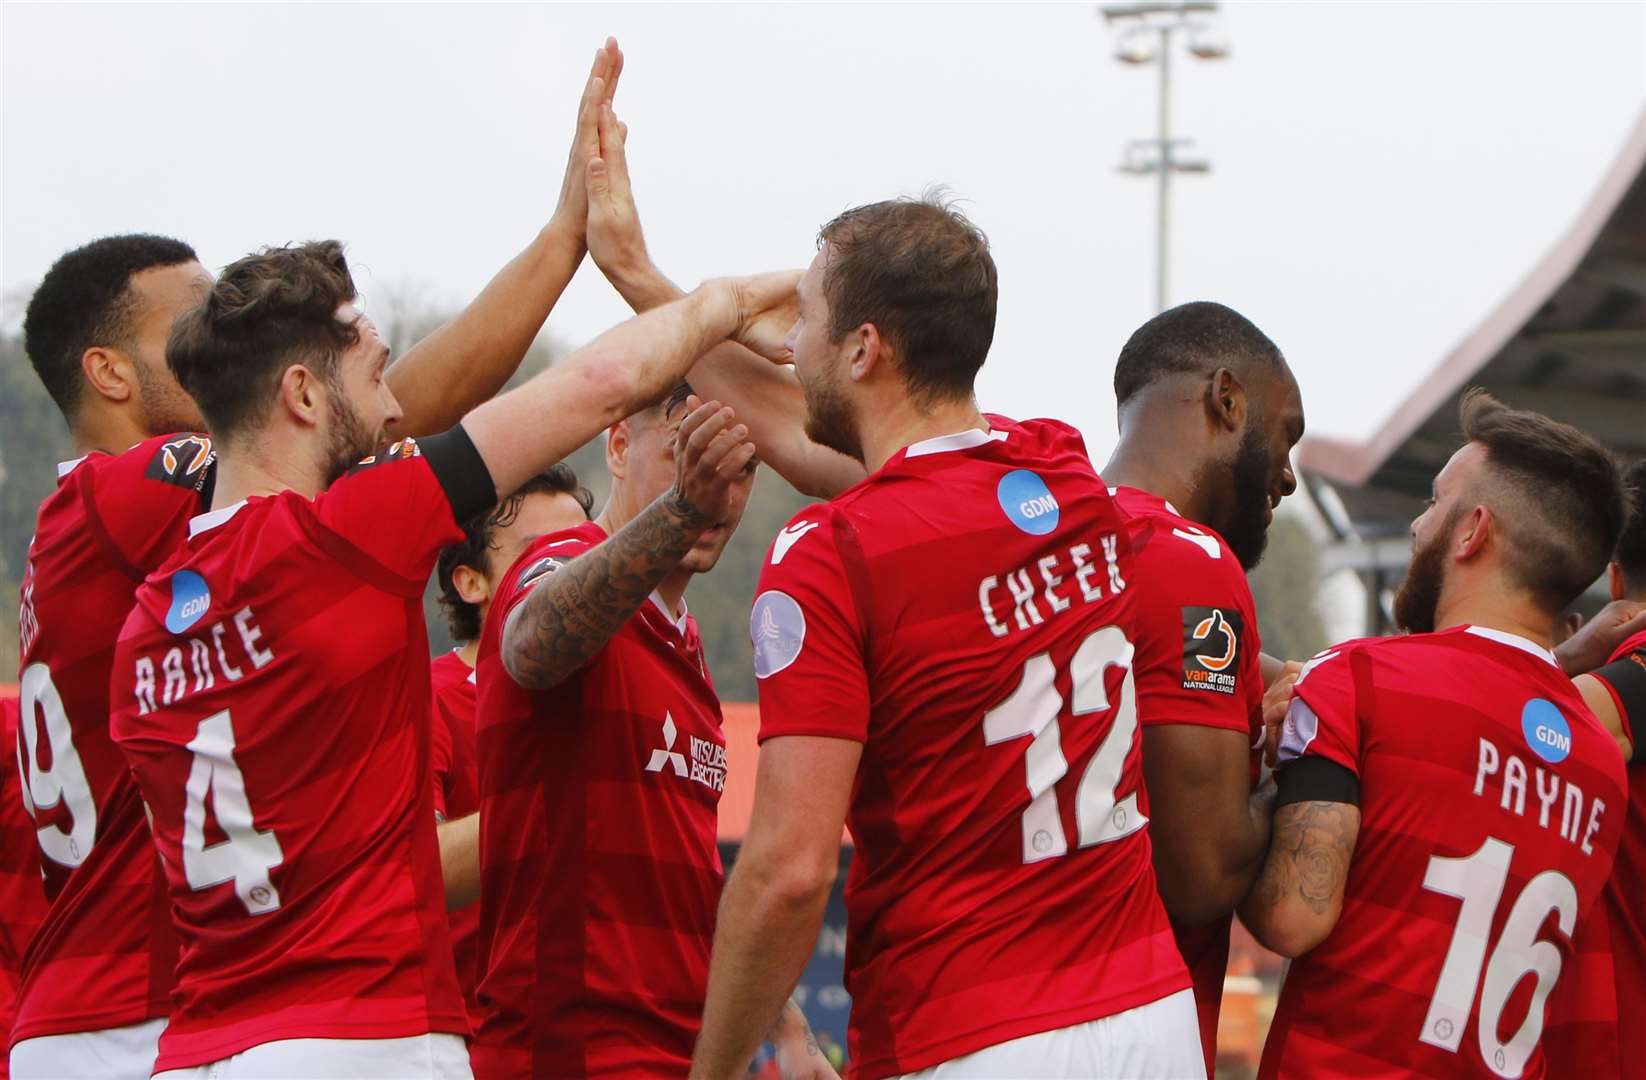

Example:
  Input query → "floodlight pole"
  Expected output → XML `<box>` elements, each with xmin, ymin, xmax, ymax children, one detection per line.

<box><xmin>1101</xmin><ymin>2</ymin><xmax>1225</xmax><ymax>313</ymax></box>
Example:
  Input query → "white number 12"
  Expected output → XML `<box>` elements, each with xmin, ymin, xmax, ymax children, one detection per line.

<box><xmin>984</xmin><ymin>625</ymin><xmax>1145</xmax><ymax>864</ymax></box>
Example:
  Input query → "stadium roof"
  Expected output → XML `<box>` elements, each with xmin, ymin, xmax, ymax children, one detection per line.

<box><xmin>1298</xmin><ymin>108</ymin><xmax>1646</xmax><ymax>557</ymax></box>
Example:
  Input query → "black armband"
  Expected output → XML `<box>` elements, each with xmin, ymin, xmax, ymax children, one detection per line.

<box><xmin>1276</xmin><ymin>756</ymin><xmax>1361</xmax><ymax>808</ymax></box>
<box><xmin>1593</xmin><ymin>650</ymin><xmax>1646</xmax><ymax>765</ymax></box>
<box><xmin>420</xmin><ymin>424</ymin><xmax>497</xmax><ymax>524</ymax></box>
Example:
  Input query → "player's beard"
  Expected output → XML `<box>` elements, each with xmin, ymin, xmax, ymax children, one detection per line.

<box><xmin>133</xmin><ymin>352</ymin><xmax>207</xmax><ymax>436</ymax></box>
<box><xmin>800</xmin><ymin>357</ymin><xmax>864</xmax><ymax>464</ymax></box>
<box><xmin>320</xmin><ymin>391</ymin><xmax>380</xmax><ymax>488</ymax></box>
<box><xmin>1220</xmin><ymin>421</ymin><xmax>1273</xmax><ymax>571</ymax></box>
<box><xmin>1392</xmin><ymin>506</ymin><xmax>1460</xmax><ymax>634</ymax></box>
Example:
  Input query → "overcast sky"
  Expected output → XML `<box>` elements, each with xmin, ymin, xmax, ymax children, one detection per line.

<box><xmin>4</xmin><ymin>2</ymin><xmax>1643</xmax><ymax>456</ymax></box>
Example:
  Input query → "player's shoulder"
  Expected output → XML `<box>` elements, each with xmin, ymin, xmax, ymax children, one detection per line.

<box><xmin>504</xmin><ymin>520</ymin><xmax>608</xmax><ymax>595</ymax></box>
<box><xmin>1610</xmin><ymin>627</ymin><xmax>1646</xmax><ymax>664</ymax></box>
<box><xmin>992</xmin><ymin>413</ymin><xmax>1092</xmax><ymax>456</ymax></box>
<box><xmin>429</xmin><ymin>651</ymin><xmax>474</xmax><ymax>694</ymax></box>
<box><xmin>1114</xmin><ymin>486</ymin><xmax>1247</xmax><ymax>589</ymax></box>
<box><xmin>343</xmin><ymin>435</ymin><xmax>427</xmax><ymax>476</ymax></box>
<box><xmin>761</xmin><ymin>501</ymin><xmax>851</xmax><ymax>577</ymax></box>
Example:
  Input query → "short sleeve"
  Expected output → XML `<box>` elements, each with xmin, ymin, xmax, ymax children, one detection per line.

<box><xmin>83</xmin><ymin>433</ymin><xmax>216</xmax><ymax>577</ymax></box>
<box><xmin>312</xmin><ymin>437</ymin><xmax>465</xmax><ymax>585</ymax></box>
<box><xmin>1279</xmin><ymin>644</ymin><xmax>1363</xmax><ymax>777</ymax></box>
<box><xmin>429</xmin><ymin>694</ymin><xmax>455</xmax><ymax>823</ymax></box>
<box><xmin>751</xmin><ymin>507</ymin><xmax>870</xmax><ymax>744</ymax></box>
<box><xmin>492</xmin><ymin>527</ymin><xmax>601</xmax><ymax>629</ymax></box>
<box><xmin>1131</xmin><ymin>534</ymin><xmax>1262</xmax><ymax>738</ymax></box>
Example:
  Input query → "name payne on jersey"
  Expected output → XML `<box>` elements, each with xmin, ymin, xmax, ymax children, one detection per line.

<box><xmin>131</xmin><ymin>606</ymin><xmax>275</xmax><ymax>715</ymax></box>
<box><xmin>977</xmin><ymin>534</ymin><xmax>1126</xmax><ymax>639</ymax></box>
<box><xmin>1474</xmin><ymin>733</ymin><xmax>1607</xmax><ymax>854</ymax></box>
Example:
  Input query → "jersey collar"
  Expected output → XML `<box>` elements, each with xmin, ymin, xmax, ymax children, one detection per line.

<box><xmin>1464</xmin><ymin>625</ymin><xmax>1560</xmax><ymax>668</ymax></box>
<box><xmin>649</xmin><ymin>591</ymin><xmax>690</xmax><ymax>636</ymax></box>
<box><xmin>189</xmin><ymin>500</ymin><xmax>248</xmax><ymax>539</ymax></box>
<box><xmin>56</xmin><ymin>456</ymin><xmax>88</xmax><ymax>479</ymax></box>
<box><xmin>903</xmin><ymin>426</ymin><xmax>1008</xmax><ymax>459</ymax></box>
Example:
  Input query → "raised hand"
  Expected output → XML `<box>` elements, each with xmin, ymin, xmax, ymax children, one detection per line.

<box><xmin>1555</xmin><ymin>598</ymin><xmax>1646</xmax><ymax>675</ymax></box>
<box><xmin>551</xmin><ymin>38</ymin><xmax>625</xmax><ymax>238</ymax></box>
<box><xmin>586</xmin><ymin>100</ymin><xmax>650</xmax><ymax>278</ymax></box>
<box><xmin>670</xmin><ymin>397</ymin><xmax>756</xmax><ymax>527</ymax></box>
<box><xmin>721</xmin><ymin>271</ymin><xmax>802</xmax><ymax>364</ymax></box>
<box><xmin>1262</xmin><ymin>663</ymin><xmax>1302</xmax><ymax>768</ymax></box>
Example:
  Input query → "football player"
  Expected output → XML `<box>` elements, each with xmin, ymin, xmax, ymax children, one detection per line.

<box><xmin>1099</xmin><ymin>301</ymin><xmax>1304</xmax><ymax>1073</ymax></box>
<box><xmin>429</xmin><ymin>464</ymin><xmax>592</xmax><ymax>1026</ymax></box>
<box><xmin>0</xmin><ymin>697</ymin><xmax>46</xmax><ymax>1080</ymax></box>
<box><xmin>1241</xmin><ymin>391</ymin><xmax>1629</xmax><ymax>1079</ymax></box>
<box><xmin>691</xmin><ymin>195</ymin><xmax>1202</xmax><ymax>1079</ymax></box>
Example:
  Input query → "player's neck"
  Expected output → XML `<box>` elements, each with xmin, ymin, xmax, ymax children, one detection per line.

<box><xmin>1102</xmin><ymin>438</ymin><xmax>1210</xmax><ymax>525</ymax></box>
<box><xmin>69</xmin><ymin>405</ymin><xmax>153</xmax><ymax>459</ymax></box>
<box><xmin>1435</xmin><ymin>578</ymin><xmax>1555</xmax><ymax>650</ymax></box>
<box><xmin>210</xmin><ymin>443</ymin><xmax>325</xmax><ymax>510</ymax></box>
<box><xmin>655</xmin><ymin>569</ymin><xmax>690</xmax><ymax>621</ymax></box>
<box><xmin>861</xmin><ymin>396</ymin><xmax>989</xmax><ymax>474</ymax></box>
<box><xmin>456</xmin><ymin>640</ymin><xmax>480</xmax><ymax>668</ymax></box>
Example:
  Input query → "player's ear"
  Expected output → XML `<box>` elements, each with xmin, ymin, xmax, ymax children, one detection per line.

<box><xmin>605</xmin><ymin>419</ymin><xmax>631</xmax><ymax>480</ymax></box>
<box><xmin>850</xmin><ymin>323</ymin><xmax>881</xmax><ymax>383</ymax></box>
<box><xmin>452</xmin><ymin>563</ymin><xmax>490</xmax><ymax>607</ymax></box>
<box><xmin>1207</xmin><ymin>368</ymin><xmax>1245</xmax><ymax>434</ymax></box>
<box><xmin>1611</xmin><ymin>562</ymin><xmax>1626</xmax><ymax>602</ymax></box>
<box><xmin>1455</xmin><ymin>504</ymin><xmax>1491</xmax><ymax>561</ymax></box>
<box><xmin>280</xmin><ymin>364</ymin><xmax>323</xmax><ymax>429</ymax></box>
<box><xmin>80</xmin><ymin>345</ymin><xmax>135</xmax><ymax>406</ymax></box>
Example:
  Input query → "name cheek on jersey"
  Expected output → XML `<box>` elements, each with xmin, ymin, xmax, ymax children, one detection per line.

<box><xmin>1473</xmin><ymin>734</ymin><xmax>1607</xmax><ymax>854</ymax></box>
<box><xmin>132</xmin><ymin>607</ymin><xmax>275</xmax><ymax>716</ymax></box>
<box><xmin>977</xmin><ymin>533</ymin><xmax>1126</xmax><ymax>639</ymax></box>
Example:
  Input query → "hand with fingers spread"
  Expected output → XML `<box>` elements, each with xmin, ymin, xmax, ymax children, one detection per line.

<box><xmin>551</xmin><ymin>37</ymin><xmax>625</xmax><ymax>239</ymax></box>
<box><xmin>669</xmin><ymin>397</ymin><xmax>757</xmax><ymax>529</ymax></box>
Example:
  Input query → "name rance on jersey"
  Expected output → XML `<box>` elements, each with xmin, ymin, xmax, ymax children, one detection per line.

<box><xmin>1473</xmin><ymin>735</ymin><xmax>1606</xmax><ymax>854</ymax></box>
<box><xmin>131</xmin><ymin>607</ymin><xmax>275</xmax><ymax>715</ymax></box>
<box><xmin>977</xmin><ymin>534</ymin><xmax>1126</xmax><ymax>639</ymax></box>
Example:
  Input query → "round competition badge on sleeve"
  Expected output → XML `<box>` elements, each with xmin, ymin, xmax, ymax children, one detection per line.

<box><xmin>1521</xmin><ymin>698</ymin><xmax>1571</xmax><ymax>764</ymax></box>
<box><xmin>751</xmin><ymin>591</ymin><xmax>806</xmax><ymax>679</ymax></box>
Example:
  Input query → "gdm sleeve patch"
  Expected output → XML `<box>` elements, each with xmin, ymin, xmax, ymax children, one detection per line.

<box><xmin>1181</xmin><ymin>606</ymin><xmax>1243</xmax><ymax>695</ymax></box>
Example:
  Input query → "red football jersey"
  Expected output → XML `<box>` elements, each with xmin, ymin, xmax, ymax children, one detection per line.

<box><xmin>1114</xmin><ymin>486</ymin><xmax>1263</xmax><ymax>1076</ymax></box>
<box><xmin>1546</xmin><ymin>627</ymin><xmax>1646</xmax><ymax>1079</ymax></box>
<box><xmin>753</xmin><ymin>419</ymin><xmax>1189</xmax><ymax>1079</ymax></box>
<box><xmin>0</xmin><ymin>697</ymin><xmax>48</xmax><ymax>1080</ymax></box>
<box><xmin>428</xmin><ymin>650</ymin><xmax>482</xmax><ymax>1026</ymax></box>
<box><xmin>472</xmin><ymin>521</ymin><xmax>727</xmax><ymax>1079</ymax></box>
<box><xmin>1262</xmin><ymin>626</ymin><xmax>1628</xmax><ymax>1080</ymax></box>
<box><xmin>11</xmin><ymin>434</ymin><xmax>211</xmax><ymax>1048</ymax></box>
<box><xmin>109</xmin><ymin>439</ymin><xmax>468</xmax><ymax>1072</ymax></box>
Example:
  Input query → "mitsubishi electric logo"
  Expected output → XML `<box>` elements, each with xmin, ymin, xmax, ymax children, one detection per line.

<box><xmin>644</xmin><ymin>711</ymin><xmax>728</xmax><ymax>793</ymax></box>
<box><xmin>645</xmin><ymin>712</ymin><xmax>689</xmax><ymax>777</ymax></box>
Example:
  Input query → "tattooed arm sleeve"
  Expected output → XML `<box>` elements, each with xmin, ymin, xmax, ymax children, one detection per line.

<box><xmin>1239</xmin><ymin>796</ymin><xmax>1361</xmax><ymax>958</ymax></box>
<box><xmin>500</xmin><ymin>489</ymin><xmax>708</xmax><ymax>691</ymax></box>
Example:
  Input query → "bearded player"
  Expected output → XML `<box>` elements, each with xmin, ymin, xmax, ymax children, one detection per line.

<box><xmin>1100</xmin><ymin>301</ymin><xmax>1304</xmax><ymax>1073</ymax></box>
<box><xmin>691</xmin><ymin>195</ymin><xmax>1199</xmax><ymax>1079</ymax></box>
<box><xmin>1543</xmin><ymin>457</ymin><xmax>1646</xmax><ymax>1079</ymax></box>
<box><xmin>1242</xmin><ymin>391</ymin><xmax>1628</xmax><ymax>1079</ymax></box>
<box><xmin>430</xmin><ymin>465</ymin><xmax>592</xmax><ymax>1024</ymax></box>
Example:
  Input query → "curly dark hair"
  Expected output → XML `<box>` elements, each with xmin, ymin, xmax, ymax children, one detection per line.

<box><xmin>436</xmin><ymin>464</ymin><xmax>594</xmax><ymax>641</ymax></box>
<box><xmin>166</xmin><ymin>240</ymin><xmax>359</xmax><ymax>441</ymax></box>
<box><xmin>23</xmin><ymin>234</ymin><xmax>199</xmax><ymax>420</ymax></box>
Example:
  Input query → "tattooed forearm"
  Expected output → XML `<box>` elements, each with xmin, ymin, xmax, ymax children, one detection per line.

<box><xmin>502</xmin><ymin>488</ymin><xmax>708</xmax><ymax>690</ymax></box>
<box><xmin>1240</xmin><ymin>798</ymin><xmax>1360</xmax><ymax>956</ymax></box>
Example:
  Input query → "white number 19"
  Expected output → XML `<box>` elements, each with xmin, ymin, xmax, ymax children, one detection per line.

<box><xmin>983</xmin><ymin>625</ymin><xmax>1145</xmax><ymax>864</ymax></box>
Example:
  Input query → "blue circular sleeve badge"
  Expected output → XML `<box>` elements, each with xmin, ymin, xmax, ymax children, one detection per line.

<box><xmin>997</xmin><ymin>470</ymin><xmax>1060</xmax><ymax>535</ymax></box>
<box><xmin>166</xmin><ymin>569</ymin><xmax>211</xmax><ymax>634</ymax></box>
<box><xmin>750</xmin><ymin>591</ymin><xmax>806</xmax><ymax>679</ymax></box>
<box><xmin>1521</xmin><ymin>698</ymin><xmax>1572</xmax><ymax>764</ymax></box>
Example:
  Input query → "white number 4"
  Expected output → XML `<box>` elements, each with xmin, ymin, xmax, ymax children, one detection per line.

<box><xmin>984</xmin><ymin>625</ymin><xmax>1145</xmax><ymax>864</ymax></box>
<box><xmin>1421</xmin><ymin>837</ymin><xmax>1576</xmax><ymax>1079</ymax></box>
<box><xmin>184</xmin><ymin>710</ymin><xmax>283</xmax><ymax>916</ymax></box>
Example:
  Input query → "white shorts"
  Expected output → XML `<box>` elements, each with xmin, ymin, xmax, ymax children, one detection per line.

<box><xmin>10</xmin><ymin>1017</ymin><xmax>167</xmax><ymax>1080</ymax></box>
<box><xmin>151</xmin><ymin>1033</ymin><xmax>471</xmax><ymax>1080</ymax></box>
<box><xmin>895</xmin><ymin>988</ymin><xmax>1206</xmax><ymax>1080</ymax></box>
